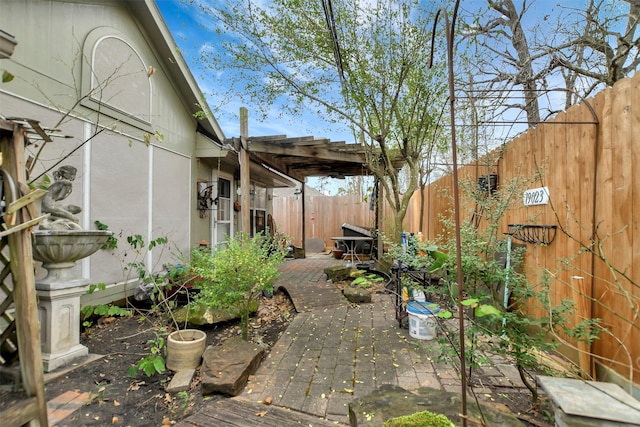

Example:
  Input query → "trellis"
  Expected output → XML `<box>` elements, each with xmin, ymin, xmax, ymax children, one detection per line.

<box><xmin>0</xmin><ymin>118</ymin><xmax>49</xmax><ymax>426</ymax></box>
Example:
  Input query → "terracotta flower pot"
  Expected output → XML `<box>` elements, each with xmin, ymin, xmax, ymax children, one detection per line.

<box><xmin>333</xmin><ymin>249</ymin><xmax>344</xmax><ymax>259</ymax></box>
<box><xmin>166</xmin><ymin>329</ymin><xmax>206</xmax><ymax>371</ymax></box>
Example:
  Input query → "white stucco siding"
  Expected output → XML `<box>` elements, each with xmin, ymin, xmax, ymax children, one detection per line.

<box><xmin>0</xmin><ymin>2</ymin><xmax>136</xmax><ymax>111</ymax></box>
<box><xmin>151</xmin><ymin>146</ymin><xmax>191</xmax><ymax>267</ymax></box>
<box><xmin>87</xmin><ymin>130</ymin><xmax>151</xmax><ymax>285</ymax></box>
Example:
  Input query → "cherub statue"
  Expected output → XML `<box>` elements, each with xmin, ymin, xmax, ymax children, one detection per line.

<box><xmin>39</xmin><ymin>165</ymin><xmax>83</xmax><ymax>230</ymax></box>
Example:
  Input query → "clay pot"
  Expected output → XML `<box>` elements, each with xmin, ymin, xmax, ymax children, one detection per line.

<box><xmin>166</xmin><ymin>329</ymin><xmax>206</xmax><ymax>371</ymax></box>
<box><xmin>333</xmin><ymin>249</ymin><xmax>344</xmax><ymax>259</ymax></box>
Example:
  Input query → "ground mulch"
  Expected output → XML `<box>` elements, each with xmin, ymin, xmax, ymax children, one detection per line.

<box><xmin>44</xmin><ymin>291</ymin><xmax>295</xmax><ymax>426</ymax></box>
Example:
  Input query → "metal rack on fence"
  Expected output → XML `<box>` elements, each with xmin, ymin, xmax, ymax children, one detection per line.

<box><xmin>507</xmin><ymin>224</ymin><xmax>557</xmax><ymax>245</ymax></box>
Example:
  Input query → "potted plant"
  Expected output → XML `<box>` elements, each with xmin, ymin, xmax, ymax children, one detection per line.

<box><xmin>165</xmin><ymin>328</ymin><xmax>207</xmax><ymax>371</ymax></box>
<box><xmin>116</xmin><ymin>234</ymin><xmax>209</xmax><ymax>374</ymax></box>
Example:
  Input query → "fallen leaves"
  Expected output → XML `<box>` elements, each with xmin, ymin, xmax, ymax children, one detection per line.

<box><xmin>127</xmin><ymin>380</ymin><xmax>145</xmax><ymax>391</ymax></box>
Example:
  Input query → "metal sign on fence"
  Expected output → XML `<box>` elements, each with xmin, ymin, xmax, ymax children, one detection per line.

<box><xmin>523</xmin><ymin>187</ymin><xmax>550</xmax><ymax>206</ymax></box>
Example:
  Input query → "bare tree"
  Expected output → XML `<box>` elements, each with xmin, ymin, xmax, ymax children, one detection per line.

<box><xmin>458</xmin><ymin>0</ymin><xmax>640</xmax><ymax>126</ymax></box>
<box><xmin>550</xmin><ymin>0</ymin><xmax>640</xmax><ymax>107</ymax></box>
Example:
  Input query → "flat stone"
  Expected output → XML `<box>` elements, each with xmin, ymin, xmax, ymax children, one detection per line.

<box><xmin>201</xmin><ymin>337</ymin><xmax>264</xmax><ymax>396</ymax></box>
<box><xmin>324</xmin><ymin>265</ymin><xmax>352</xmax><ymax>282</ymax></box>
<box><xmin>342</xmin><ymin>287</ymin><xmax>372</xmax><ymax>303</ymax></box>
<box><xmin>348</xmin><ymin>384</ymin><xmax>525</xmax><ymax>426</ymax></box>
<box><xmin>538</xmin><ymin>375</ymin><xmax>640</xmax><ymax>426</ymax></box>
<box><xmin>173</xmin><ymin>301</ymin><xmax>258</xmax><ymax>326</ymax></box>
<box><xmin>166</xmin><ymin>369</ymin><xmax>195</xmax><ymax>392</ymax></box>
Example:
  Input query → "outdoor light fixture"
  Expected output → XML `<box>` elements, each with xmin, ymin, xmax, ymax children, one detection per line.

<box><xmin>294</xmin><ymin>188</ymin><xmax>302</xmax><ymax>200</ymax></box>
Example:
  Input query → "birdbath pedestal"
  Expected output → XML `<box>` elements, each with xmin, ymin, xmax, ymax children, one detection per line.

<box><xmin>32</xmin><ymin>230</ymin><xmax>112</xmax><ymax>372</ymax></box>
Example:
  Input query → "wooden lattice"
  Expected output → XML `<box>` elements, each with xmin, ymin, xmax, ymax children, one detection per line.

<box><xmin>0</xmin><ymin>119</ymin><xmax>49</xmax><ymax>426</ymax></box>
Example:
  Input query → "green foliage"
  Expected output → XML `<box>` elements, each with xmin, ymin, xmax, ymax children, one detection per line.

<box><xmin>383</xmin><ymin>410</ymin><xmax>454</xmax><ymax>427</ymax></box>
<box><xmin>30</xmin><ymin>173</ymin><xmax>51</xmax><ymax>191</ymax></box>
<box><xmin>81</xmin><ymin>282</ymin><xmax>131</xmax><ymax>327</ymax></box>
<box><xmin>94</xmin><ymin>220</ymin><xmax>119</xmax><ymax>250</ymax></box>
<box><xmin>2</xmin><ymin>70</ymin><xmax>14</xmax><ymax>83</ymax></box>
<box><xmin>387</xmin><ymin>236</ymin><xmax>448</xmax><ymax>272</ymax></box>
<box><xmin>351</xmin><ymin>270</ymin><xmax>385</xmax><ymax>289</ymax></box>
<box><xmin>188</xmin><ymin>232</ymin><xmax>286</xmax><ymax>340</ymax></box>
<box><xmin>169</xmin><ymin>390</ymin><xmax>191</xmax><ymax>417</ymax></box>
<box><xmin>431</xmin><ymin>176</ymin><xmax>602</xmax><ymax>403</ymax></box>
<box><xmin>128</xmin><ymin>332</ymin><xmax>166</xmax><ymax>377</ymax></box>
<box><xmin>198</xmin><ymin>0</ymin><xmax>449</xmax><ymax>239</ymax></box>
<box><xmin>121</xmin><ymin>234</ymin><xmax>184</xmax><ymax>329</ymax></box>
<box><xmin>81</xmin><ymin>303</ymin><xmax>131</xmax><ymax>327</ymax></box>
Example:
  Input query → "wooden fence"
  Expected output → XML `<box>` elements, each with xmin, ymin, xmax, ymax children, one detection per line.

<box><xmin>272</xmin><ymin>194</ymin><xmax>377</xmax><ymax>250</ymax></box>
<box><xmin>273</xmin><ymin>71</ymin><xmax>640</xmax><ymax>392</ymax></box>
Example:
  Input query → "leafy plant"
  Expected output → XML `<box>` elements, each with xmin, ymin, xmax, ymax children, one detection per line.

<box><xmin>387</xmin><ymin>237</ymin><xmax>447</xmax><ymax>273</ymax></box>
<box><xmin>168</xmin><ymin>390</ymin><xmax>191</xmax><ymax>417</ymax></box>
<box><xmin>432</xmin><ymin>176</ymin><xmax>601</xmax><ymax>404</ymax></box>
<box><xmin>122</xmin><ymin>234</ymin><xmax>185</xmax><ymax>329</ymax></box>
<box><xmin>351</xmin><ymin>270</ymin><xmax>385</xmax><ymax>289</ymax></box>
<box><xmin>187</xmin><ymin>232</ymin><xmax>286</xmax><ymax>340</ymax></box>
<box><xmin>81</xmin><ymin>283</ymin><xmax>131</xmax><ymax>327</ymax></box>
<box><xmin>128</xmin><ymin>331</ymin><xmax>167</xmax><ymax>377</ymax></box>
<box><xmin>94</xmin><ymin>220</ymin><xmax>119</xmax><ymax>250</ymax></box>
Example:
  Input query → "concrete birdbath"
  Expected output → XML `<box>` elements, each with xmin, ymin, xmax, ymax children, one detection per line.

<box><xmin>31</xmin><ymin>165</ymin><xmax>114</xmax><ymax>371</ymax></box>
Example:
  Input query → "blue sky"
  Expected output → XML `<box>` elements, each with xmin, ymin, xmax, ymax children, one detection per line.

<box><xmin>156</xmin><ymin>0</ymin><xmax>353</xmax><ymax>144</ymax></box>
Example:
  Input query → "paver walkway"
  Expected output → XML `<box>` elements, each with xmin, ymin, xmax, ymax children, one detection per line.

<box><xmin>177</xmin><ymin>254</ymin><xmax>529</xmax><ymax>426</ymax></box>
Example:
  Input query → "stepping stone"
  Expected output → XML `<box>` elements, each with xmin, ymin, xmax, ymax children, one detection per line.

<box><xmin>348</xmin><ymin>384</ymin><xmax>525</xmax><ymax>426</ymax></box>
<box><xmin>324</xmin><ymin>265</ymin><xmax>352</xmax><ymax>282</ymax></box>
<box><xmin>342</xmin><ymin>287</ymin><xmax>372</xmax><ymax>303</ymax></box>
<box><xmin>166</xmin><ymin>369</ymin><xmax>195</xmax><ymax>393</ymax></box>
<box><xmin>200</xmin><ymin>337</ymin><xmax>264</xmax><ymax>396</ymax></box>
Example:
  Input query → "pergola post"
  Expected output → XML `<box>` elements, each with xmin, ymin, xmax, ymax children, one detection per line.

<box><xmin>301</xmin><ymin>183</ymin><xmax>306</xmax><ymax>257</ymax></box>
<box><xmin>239</xmin><ymin>107</ymin><xmax>250</xmax><ymax>235</ymax></box>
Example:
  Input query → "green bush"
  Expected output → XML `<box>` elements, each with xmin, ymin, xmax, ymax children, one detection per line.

<box><xmin>188</xmin><ymin>232</ymin><xmax>286</xmax><ymax>340</ymax></box>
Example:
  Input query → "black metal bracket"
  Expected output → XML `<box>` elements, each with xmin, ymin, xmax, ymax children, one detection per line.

<box><xmin>507</xmin><ymin>224</ymin><xmax>557</xmax><ymax>245</ymax></box>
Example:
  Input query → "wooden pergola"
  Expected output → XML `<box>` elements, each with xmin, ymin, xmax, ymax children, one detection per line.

<box><xmin>227</xmin><ymin>108</ymin><xmax>404</xmax><ymax>257</ymax></box>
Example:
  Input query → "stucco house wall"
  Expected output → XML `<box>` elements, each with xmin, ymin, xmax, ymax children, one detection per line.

<box><xmin>0</xmin><ymin>0</ymin><xmax>228</xmax><ymax>304</ymax></box>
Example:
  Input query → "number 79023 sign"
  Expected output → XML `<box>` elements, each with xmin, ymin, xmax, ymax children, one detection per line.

<box><xmin>523</xmin><ymin>187</ymin><xmax>550</xmax><ymax>206</ymax></box>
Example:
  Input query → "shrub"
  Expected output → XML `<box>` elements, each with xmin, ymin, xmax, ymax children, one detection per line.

<box><xmin>188</xmin><ymin>232</ymin><xmax>286</xmax><ymax>340</ymax></box>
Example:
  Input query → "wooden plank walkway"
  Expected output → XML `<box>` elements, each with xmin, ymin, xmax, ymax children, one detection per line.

<box><xmin>174</xmin><ymin>397</ymin><xmax>348</xmax><ymax>427</ymax></box>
